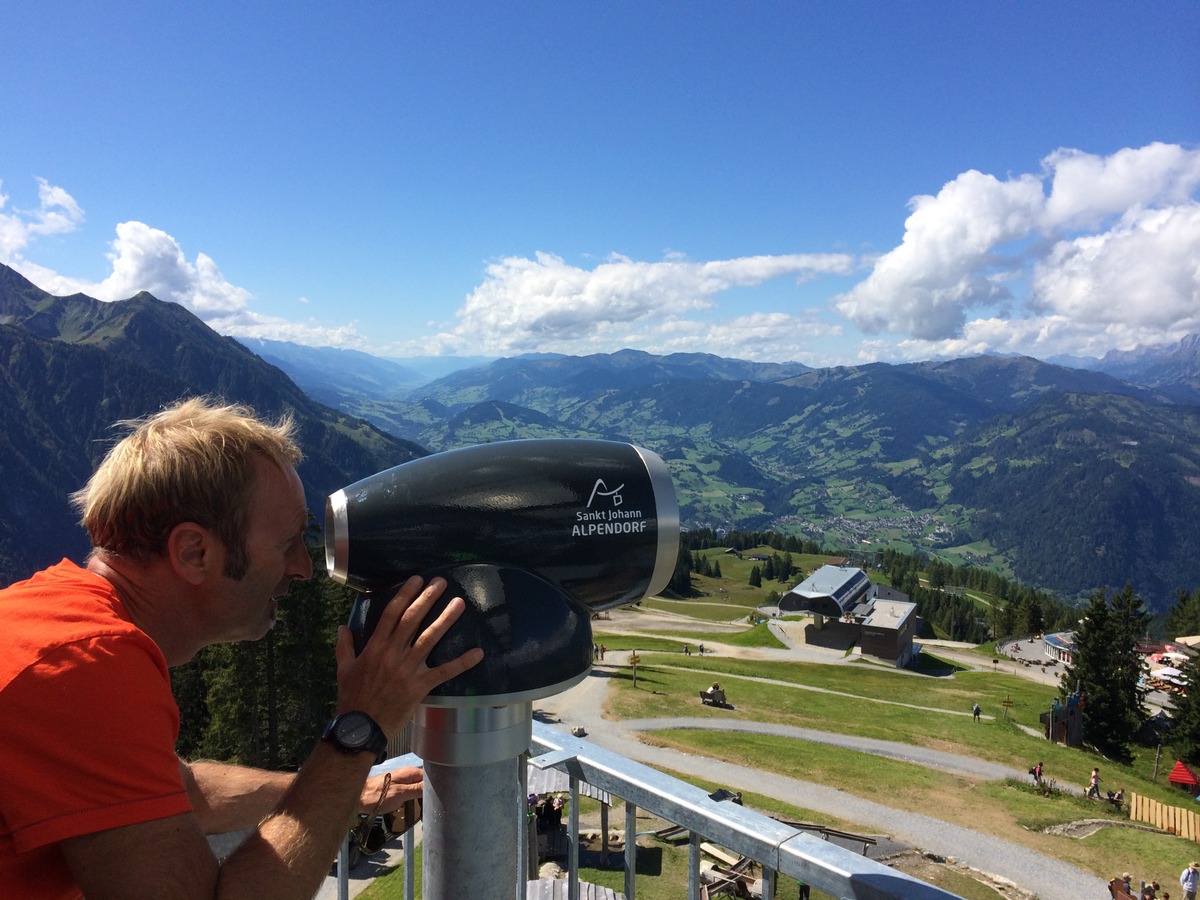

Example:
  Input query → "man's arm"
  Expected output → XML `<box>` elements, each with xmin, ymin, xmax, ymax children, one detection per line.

<box><xmin>182</xmin><ymin>759</ymin><xmax>425</xmax><ymax>834</ymax></box>
<box><xmin>182</xmin><ymin>760</ymin><xmax>292</xmax><ymax>834</ymax></box>
<box><xmin>60</xmin><ymin>576</ymin><xmax>481</xmax><ymax>900</ymax></box>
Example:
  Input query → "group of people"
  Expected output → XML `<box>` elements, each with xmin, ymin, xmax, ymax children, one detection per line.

<box><xmin>530</xmin><ymin>793</ymin><xmax>565</xmax><ymax>833</ymax></box>
<box><xmin>0</xmin><ymin>398</ymin><xmax>485</xmax><ymax>898</ymax></box>
<box><xmin>1110</xmin><ymin>861</ymin><xmax>1200</xmax><ymax>899</ymax></box>
<box><xmin>592</xmin><ymin>642</ymin><xmax>607</xmax><ymax>660</ymax></box>
<box><xmin>1113</xmin><ymin>873</ymin><xmax>1165</xmax><ymax>899</ymax></box>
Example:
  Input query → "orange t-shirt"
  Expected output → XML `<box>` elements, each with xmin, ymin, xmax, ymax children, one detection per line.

<box><xmin>0</xmin><ymin>559</ymin><xmax>192</xmax><ymax>899</ymax></box>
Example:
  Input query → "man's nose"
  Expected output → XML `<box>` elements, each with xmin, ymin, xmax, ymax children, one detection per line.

<box><xmin>292</xmin><ymin>541</ymin><xmax>314</xmax><ymax>581</ymax></box>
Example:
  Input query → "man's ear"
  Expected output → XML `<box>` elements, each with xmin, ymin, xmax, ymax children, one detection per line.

<box><xmin>167</xmin><ymin>522</ymin><xmax>220</xmax><ymax>585</ymax></box>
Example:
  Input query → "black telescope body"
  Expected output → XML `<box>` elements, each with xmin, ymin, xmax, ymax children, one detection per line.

<box><xmin>325</xmin><ymin>439</ymin><xmax>679</xmax><ymax>702</ymax></box>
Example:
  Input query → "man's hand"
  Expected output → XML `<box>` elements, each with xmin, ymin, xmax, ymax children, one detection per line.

<box><xmin>333</xmin><ymin>576</ymin><xmax>483</xmax><ymax>737</ymax></box>
<box><xmin>361</xmin><ymin>766</ymin><xmax>422</xmax><ymax>814</ymax></box>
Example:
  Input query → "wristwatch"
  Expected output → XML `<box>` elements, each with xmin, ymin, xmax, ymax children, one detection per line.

<box><xmin>321</xmin><ymin>711</ymin><xmax>389</xmax><ymax>764</ymax></box>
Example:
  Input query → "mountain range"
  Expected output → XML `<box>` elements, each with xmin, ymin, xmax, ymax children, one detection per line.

<box><xmin>237</xmin><ymin>341</ymin><xmax>1200</xmax><ymax>610</ymax></box>
<box><xmin>0</xmin><ymin>264</ymin><xmax>423</xmax><ymax>584</ymax></box>
<box><xmin>3</xmin><ymin>261</ymin><xmax>1199</xmax><ymax>609</ymax></box>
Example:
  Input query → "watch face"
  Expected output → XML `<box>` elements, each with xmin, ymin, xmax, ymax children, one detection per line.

<box><xmin>337</xmin><ymin>712</ymin><xmax>372</xmax><ymax>746</ymax></box>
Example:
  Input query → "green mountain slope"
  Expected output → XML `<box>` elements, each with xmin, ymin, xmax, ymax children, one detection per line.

<box><xmin>947</xmin><ymin>392</ymin><xmax>1200</xmax><ymax>604</ymax></box>
<box><xmin>328</xmin><ymin>349</ymin><xmax>1193</xmax><ymax>606</ymax></box>
<box><xmin>0</xmin><ymin>265</ymin><xmax>426</xmax><ymax>585</ymax></box>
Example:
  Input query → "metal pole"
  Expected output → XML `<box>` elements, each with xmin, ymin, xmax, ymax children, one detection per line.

<box><xmin>761</xmin><ymin>865</ymin><xmax>775</xmax><ymax>900</ymax></box>
<box><xmin>415</xmin><ymin>701</ymin><xmax>531</xmax><ymax>900</ymax></box>
<box><xmin>423</xmin><ymin>757</ymin><xmax>517</xmax><ymax>900</ymax></box>
<box><xmin>403</xmin><ymin>827</ymin><xmax>415</xmax><ymax>900</ymax></box>
<box><xmin>689</xmin><ymin>830</ymin><xmax>702</xmax><ymax>900</ymax></box>
<box><xmin>517</xmin><ymin>753</ymin><xmax>529</xmax><ymax>899</ymax></box>
<box><xmin>336</xmin><ymin>836</ymin><xmax>350</xmax><ymax>900</ymax></box>
<box><xmin>624</xmin><ymin>801</ymin><xmax>637</xmax><ymax>900</ymax></box>
<box><xmin>568</xmin><ymin>777</ymin><xmax>580</xmax><ymax>900</ymax></box>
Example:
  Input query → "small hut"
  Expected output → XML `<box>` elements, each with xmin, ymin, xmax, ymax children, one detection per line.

<box><xmin>1168</xmin><ymin>760</ymin><xmax>1200</xmax><ymax>797</ymax></box>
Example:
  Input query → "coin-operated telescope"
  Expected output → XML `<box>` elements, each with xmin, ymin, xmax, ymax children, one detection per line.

<box><xmin>325</xmin><ymin>439</ymin><xmax>679</xmax><ymax>899</ymax></box>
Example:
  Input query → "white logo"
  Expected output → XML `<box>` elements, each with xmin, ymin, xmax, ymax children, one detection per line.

<box><xmin>573</xmin><ymin>478</ymin><xmax>645</xmax><ymax>537</ymax></box>
<box><xmin>586</xmin><ymin>478</ymin><xmax>625</xmax><ymax>508</ymax></box>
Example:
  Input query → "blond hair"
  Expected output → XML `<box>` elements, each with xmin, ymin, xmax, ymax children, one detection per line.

<box><xmin>72</xmin><ymin>397</ymin><xmax>302</xmax><ymax>576</ymax></box>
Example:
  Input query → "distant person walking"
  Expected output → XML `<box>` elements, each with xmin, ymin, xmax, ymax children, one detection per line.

<box><xmin>684</xmin><ymin>643</ymin><xmax>691</xmax><ymax>655</ymax></box>
<box><xmin>1180</xmin><ymin>861</ymin><xmax>1199</xmax><ymax>900</ymax></box>
<box><xmin>1032</xmin><ymin>761</ymin><xmax>1043</xmax><ymax>785</ymax></box>
<box><xmin>972</xmin><ymin>702</ymin><xmax>981</xmax><ymax>722</ymax></box>
<box><xmin>1088</xmin><ymin>767</ymin><xmax>1101</xmax><ymax>799</ymax></box>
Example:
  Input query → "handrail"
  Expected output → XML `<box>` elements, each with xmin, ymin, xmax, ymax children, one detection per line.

<box><xmin>335</xmin><ymin>728</ymin><xmax>964</xmax><ymax>899</ymax></box>
<box><xmin>527</xmin><ymin>722</ymin><xmax>961</xmax><ymax>899</ymax></box>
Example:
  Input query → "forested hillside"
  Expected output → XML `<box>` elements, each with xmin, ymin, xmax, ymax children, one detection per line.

<box><xmin>320</xmin><ymin>348</ymin><xmax>1198</xmax><ymax>608</ymax></box>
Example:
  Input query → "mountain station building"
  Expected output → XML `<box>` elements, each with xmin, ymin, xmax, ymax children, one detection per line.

<box><xmin>781</xmin><ymin>565</ymin><xmax>917</xmax><ymax>668</ymax></box>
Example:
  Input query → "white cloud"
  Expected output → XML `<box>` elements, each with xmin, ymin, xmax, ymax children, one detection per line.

<box><xmin>0</xmin><ymin>178</ymin><xmax>85</xmax><ymax>259</ymax></box>
<box><xmin>1043</xmin><ymin>142</ymin><xmax>1200</xmax><ymax>229</ymax></box>
<box><xmin>423</xmin><ymin>250</ymin><xmax>854</xmax><ymax>357</ymax></box>
<box><xmin>0</xmin><ymin>180</ymin><xmax>368</xmax><ymax>349</ymax></box>
<box><xmin>834</xmin><ymin>169</ymin><xmax>1045</xmax><ymax>339</ymax></box>
<box><xmin>1032</xmin><ymin>203</ymin><xmax>1200</xmax><ymax>329</ymax></box>
<box><xmin>834</xmin><ymin>143</ymin><xmax>1200</xmax><ymax>357</ymax></box>
<box><xmin>7</xmin><ymin>145</ymin><xmax>1199</xmax><ymax>368</ymax></box>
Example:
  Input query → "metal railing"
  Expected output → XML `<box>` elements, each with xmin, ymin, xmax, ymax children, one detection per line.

<box><xmin>337</xmin><ymin>721</ymin><xmax>962</xmax><ymax>899</ymax></box>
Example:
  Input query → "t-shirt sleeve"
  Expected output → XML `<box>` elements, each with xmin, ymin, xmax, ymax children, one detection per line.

<box><xmin>0</xmin><ymin>633</ymin><xmax>191</xmax><ymax>852</ymax></box>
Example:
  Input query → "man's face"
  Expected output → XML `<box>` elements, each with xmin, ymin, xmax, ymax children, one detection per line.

<box><xmin>211</xmin><ymin>455</ymin><xmax>313</xmax><ymax>643</ymax></box>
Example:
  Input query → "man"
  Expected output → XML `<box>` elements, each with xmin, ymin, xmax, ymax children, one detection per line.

<box><xmin>0</xmin><ymin>398</ymin><xmax>483</xmax><ymax>899</ymax></box>
<box><xmin>1181</xmin><ymin>861</ymin><xmax>1199</xmax><ymax>900</ymax></box>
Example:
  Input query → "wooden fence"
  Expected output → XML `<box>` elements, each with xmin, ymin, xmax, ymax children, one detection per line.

<box><xmin>1130</xmin><ymin>792</ymin><xmax>1200</xmax><ymax>841</ymax></box>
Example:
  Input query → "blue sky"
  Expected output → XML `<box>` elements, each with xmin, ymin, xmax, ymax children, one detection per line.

<box><xmin>2</xmin><ymin>2</ymin><xmax>1197</xmax><ymax>367</ymax></box>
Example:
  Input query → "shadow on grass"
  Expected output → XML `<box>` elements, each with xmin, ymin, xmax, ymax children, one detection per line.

<box><xmin>914</xmin><ymin>654</ymin><xmax>969</xmax><ymax>677</ymax></box>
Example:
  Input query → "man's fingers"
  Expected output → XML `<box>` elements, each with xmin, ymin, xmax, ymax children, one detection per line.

<box><xmin>371</xmin><ymin>576</ymin><xmax>451</xmax><ymax>647</ymax></box>
<box><xmin>387</xmin><ymin>765</ymin><xmax>424</xmax><ymax>788</ymax></box>
<box><xmin>410</xmin><ymin>595</ymin><xmax>468</xmax><ymax>654</ymax></box>
<box><xmin>373</xmin><ymin>576</ymin><xmax>426</xmax><ymax>635</ymax></box>
<box><xmin>360</xmin><ymin>770</ymin><xmax>424</xmax><ymax>813</ymax></box>
<box><xmin>425</xmin><ymin>647</ymin><xmax>485</xmax><ymax>689</ymax></box>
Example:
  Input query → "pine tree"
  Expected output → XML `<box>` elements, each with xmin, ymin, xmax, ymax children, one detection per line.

<box><xmin>669</xmin><ymin>543</ymin><xmax>694</xmax><ymax>595</ymax></box>
<box><xmin>1166</xmin><ymin>588</ymin><xmax>1200</xmax><ymax>639</ymax></box>
<box><xmin>1018</xmin><ymin>592</ymin><xmax>1044</xmax><ymax>637</ymax></box>
<box><xmin>748</xmin><ymin>566</ymin><xmax>762</xmax><ymax>588</ymax></box>
<box><xmin>1109</xmin><ymin>583</ymin><xmax>1151</xmax><ymax>725</ymax></box>
<box><xmin>778</xmin><ymin>552</ymin><xmax>793</xmax><ymax>583</ymax></box>
<box><xmin>1062</xmin><ymin>587</ymin><xmax>1144</xmax><ymax>762</ymax></box>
